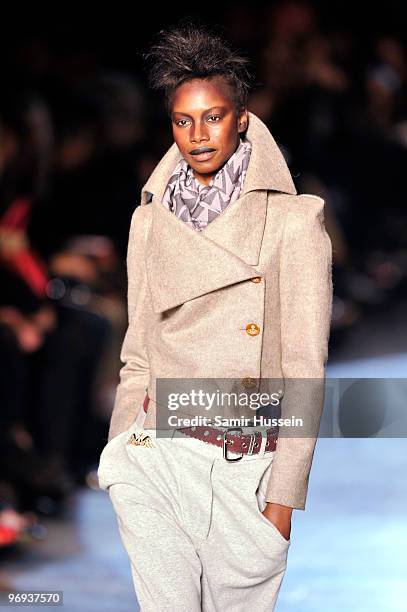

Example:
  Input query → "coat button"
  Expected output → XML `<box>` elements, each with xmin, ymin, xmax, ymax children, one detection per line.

<box><xmin>242</xmin><ymin>377</ymin><xmax>257</xmax><ymax>388</ymax></box>
<box><xmin>246</xmin><ymin>323</ymin><xmax>260</xmax><ymax>336</ymax></box>
<box><xmin>250</xmin><ymin>276</ymin><xmax>262</xmax><ymax>283</ymax></box>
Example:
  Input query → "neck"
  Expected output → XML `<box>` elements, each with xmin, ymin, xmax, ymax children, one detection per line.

<box><xmin>192</xmin><ymin>170</ymin><xmax>214</xmax><ymax>186</ymax></box>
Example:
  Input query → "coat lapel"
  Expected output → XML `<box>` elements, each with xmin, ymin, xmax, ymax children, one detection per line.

<box><xmin>141</xmin><ymin>111</ymin><xmax>297</xmax><ymax>314</ymax></box>
<box><xmin>146</xmin><ymin>197</ymin><xmax>259</xmax><ymax>313</ymax></box>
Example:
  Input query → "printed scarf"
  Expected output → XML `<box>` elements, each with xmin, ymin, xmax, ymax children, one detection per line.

<box><xmin>162</xmin><ymin>139</ymin><xmax>252</xmax><ymax>231</ymax></box>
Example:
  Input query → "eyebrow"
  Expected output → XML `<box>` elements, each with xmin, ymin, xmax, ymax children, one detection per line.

<box><xmin>171</xmin><ymin>106</ymin><xmax>226</xmax><ymax>118</ymax></box>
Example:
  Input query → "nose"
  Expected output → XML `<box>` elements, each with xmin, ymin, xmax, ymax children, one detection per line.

<box><xmin>190</xmin><ymin>121</ymin><xmax>209</xmax><ymax>143</ymax></box>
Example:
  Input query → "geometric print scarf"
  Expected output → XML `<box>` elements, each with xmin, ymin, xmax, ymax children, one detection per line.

<box><xmin>161</xmin><ymin>138</ymin><xmax>252</xmax><ymax>231</ymax></box>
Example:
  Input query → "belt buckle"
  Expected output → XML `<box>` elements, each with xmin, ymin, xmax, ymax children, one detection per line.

<box><xmin>223</xmin><ymin>427</ymin><xmax>244</xmax><ymax>462</ymax></box>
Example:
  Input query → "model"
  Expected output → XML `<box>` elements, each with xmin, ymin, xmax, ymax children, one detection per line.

<box><xmin>98</xmin><ymin>19</ymin><xmax>333</xmax><ymax>612</ymax></box>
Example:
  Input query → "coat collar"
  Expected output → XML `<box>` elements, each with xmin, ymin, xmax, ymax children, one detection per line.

<box><xmin>142</xmin><ymin>111</ymin><xmax>297</xmax><ymax>314</ymax></box>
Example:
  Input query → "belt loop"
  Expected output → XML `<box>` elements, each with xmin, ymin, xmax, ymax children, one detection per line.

<box><xmin>259</xmin><ymin>430</ymin><xmax>268</xmax><ymax>456</ymax></box>
<box><xmin>247</xmin><ymin>433</ymin><xmax>256</xmax><ymax>455</ymax></box>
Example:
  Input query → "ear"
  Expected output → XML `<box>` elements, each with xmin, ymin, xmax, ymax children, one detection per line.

<box><xmin>237</xmin><ymin>108</ymin><xmax>248</xmax><ymax>133</ymax></box>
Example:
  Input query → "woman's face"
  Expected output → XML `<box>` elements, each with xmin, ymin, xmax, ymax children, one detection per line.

<box><xmin>170</xmin><ymin>76</ymin><xmax>248</xmax><ymax>185</ymax></box>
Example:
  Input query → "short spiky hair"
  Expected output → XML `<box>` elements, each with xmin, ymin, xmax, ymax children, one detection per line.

<box><xmin>144</xmin><ymin>19</ymin><xmax>255</xmax><ymax>115</ymax></box>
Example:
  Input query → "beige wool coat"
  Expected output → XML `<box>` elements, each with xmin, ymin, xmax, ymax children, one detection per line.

<box><xmin>107</xmin><ymin>111</ymin><xmax>333</xmax><ymax>511</ymax></box>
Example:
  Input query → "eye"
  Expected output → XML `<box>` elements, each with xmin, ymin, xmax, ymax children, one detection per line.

<box><xmin>174</xmin><ymin>119</ymin><xmax>190</xmax><ymax>127</ymax></box>
<box><xmin>207</xmin><ymin>115</ymin><xmax>221</xmax><ymax>122</ymax></box>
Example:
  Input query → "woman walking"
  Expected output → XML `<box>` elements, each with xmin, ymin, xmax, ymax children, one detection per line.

<box><xmin>98</xmin><ymin>20</ymin><xmax>333</xmax><ymax>611</ymax></box>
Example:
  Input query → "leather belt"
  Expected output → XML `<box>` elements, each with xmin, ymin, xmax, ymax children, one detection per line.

<box><xmin>143</xmin><ymin>394</ymin><xmax>150</xmax><ymax>414</ymax></box>
<box><xmin>142</xmin><ymin>395</ymin><xmax>278</xmax><ymax>461</ymax></box>
<box><xmin>177</xmin><ymin>426</ymin><xmax>278</xmax><ymax>461</ymax></box>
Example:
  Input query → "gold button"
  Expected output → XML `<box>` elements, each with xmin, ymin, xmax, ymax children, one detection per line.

<box><xmin>242</xmin><ymin>377</ymin><xmax>257</xmax><ymax>389</ymax></box>
<box><xmin>250</xmin><ymin>276</ymin><xmax>262</xmax><ymax>283</ymax></box>
<box><xmin>246</xmin><ymin>323</ymin><xmax>260</xmax><ymax>336</ymax></box>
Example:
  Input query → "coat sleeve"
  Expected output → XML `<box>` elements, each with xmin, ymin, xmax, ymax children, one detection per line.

<box><xmin>265</xmin><ymin>194</ymin><xmax>333</xmax><ymax>510</ymax></box>
<box><xmin>107</xmin><ymin>205</ymin><xmax>152</xmax><ymax>443</ymax></box>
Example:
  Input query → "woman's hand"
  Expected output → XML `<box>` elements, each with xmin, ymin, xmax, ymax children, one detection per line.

<box><xmin>262</xmin><ymin>502</ymin><xmax>293</xmax><ymax>541</ymax></box>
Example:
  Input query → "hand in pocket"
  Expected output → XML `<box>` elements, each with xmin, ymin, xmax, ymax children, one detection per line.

<box><xmin>261</xmin><ymin>504</ymin><xmax>292</xmax><ymax>542</ymax></box>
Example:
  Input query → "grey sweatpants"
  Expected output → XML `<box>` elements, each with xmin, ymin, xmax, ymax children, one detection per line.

<box><xmin>97</xmin><ymin>420</ymin><xmax>291</xmax><ymax>612</ymax></box>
